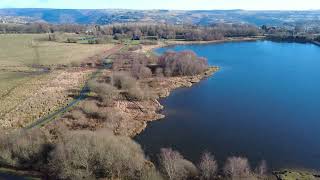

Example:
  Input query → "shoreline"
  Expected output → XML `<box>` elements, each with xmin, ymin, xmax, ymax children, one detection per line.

<box><xmin>129</xmin><ymin>37</ymin><xmax>262</xmax><ymax>136</ymax></box>
<box><xmin>139</xmin><ymin>36</ymin><xmax>265</xmax><ymax>54</ymax></box>
<box><xmin>127</xmin><ymin>66</ymin><xmax>219</xmax><ymax>137</ymax></box>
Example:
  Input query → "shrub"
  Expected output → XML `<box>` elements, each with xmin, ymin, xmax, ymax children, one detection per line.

<box><xmin>131</xmin><ymin>63</ymin><xmax>152</xmax><ymax>79</ymax></box>
<box><xmin>70</xmin><ymin>61</ymin><xmax>81</xmax><ymax>67</ymax></box>
<box><xmin>98</xmin><ymin>108</ymin><xmax>123</xmax><ymax>130</ymax></box>
<box><xmin>198</xmin><ymin>152</ymin><xmax>218</xmax><ymax>180</ymax></box>
<box><xmin>155</xmin><ymin>67</ymin><xmax>164</xmax><ymax>77</ymax></box>
<box><xmin>112</xmin><ymin>71</ymin><xmax>137</xmax><ymax>90</ymax></box>
<box><xmin>128</xmin><ymin>45</ymin><xmax>142</xmax><ymax>51</ymax></box>
<box><xmin>127</xmin><ymin>85</ymin><xmax>156</xmax><ymax>101</ymax></box>
<box><xmin>111</xmin><ymin>51</ymin><xmax>156</xmax><ymax>71</ymax></box>
<box><xmin>49</xmin><ymin>130</ymin><xmax>147</xmax><ymax>180</ymax></box>
<box><xmin>158</xmin><ymin>51</ymin><xmax>208</xmax><ymax>76</ymax></box>
<box><xmin>140</xmin><ymin>40</ymin><xmax>158</xmax><ymax>45</ymax></box>
<box><xmin>81</xmin><ymin>101</ymin><xmax>100</xmax><ymax>118</ymax></box>
<box><xmin>159</xmin><ymin>148</ymin><xmax>197</xmax><ymax>180</ymax></box>
<box><xmin>66</xmin><ymin>38</ymin><xmax>77</xmax><ymax>43</ymax></box>
<box><xmin>0</xmin><ymin>129</ymin><xmax>51</xmax><ymax>170</ymax></box>
<box><xmin>89</xmin><ymin>81</ymin><xmax>119</xmax><ymax>106</ymax></box>
<box><xmin>69</xmin><ymin>109</ymin><xmax>86</xmax><ymax>120</ymax></box>
<box><xmin>224</xmin><ymin>156</ymin><xmax>251</xmax><ymax>178</ymax></box>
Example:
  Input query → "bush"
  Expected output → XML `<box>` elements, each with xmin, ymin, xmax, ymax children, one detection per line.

<box><xmin>140</xmin><ymin>40</ymin><xmax>158</xmax><ymax>45</ymax></box>
<box><xmin>89</xmin><ymin>80</ymin><xmax>119</xmax><ymax>106</ymax></box>
<box><xmin>69</xmin><ymin>109</ymin><xmax>86</xmax><ymax>120</ymax></box>
<box><xmin>155</xmin><ymin>67</ymin><xmax>164</xmax><ymax>77</ymax></box>
<box><xmin>98</xmin><ymin>108</ymin><xmax>123</xmax><ymax>129</ymax></box>
<box><xmin>0</xmin><ymin>129</ymin><xmax>51</xmax><ymax>170</ymax></box>
<box><xmin>70</xmin><ymin>61</ymin><xmax>81</xmax><ymax>67</ymax></box>
<box><xmin>112</xmin><ymin>71</ymin><xmax>137</xmax><ymax>90</ymax></box>
<box><xmin>198</xmin><ymin>152</ymin><xmax>218</xmax><ymax>180</ymax></box>
<box><xmin>49</xmin><ymin>130</ymin><xmax>147</xmax><ymax>180</ymax></box>
<box><xmin>224</xmin><ymin>156</ymin><xmax>251</xmax><ymax>178</ymax></box>
<box><xmin>127</xmin><ymin>85</ymin><xmax>156</xmax><ymax>101</ymax></box>
<box><xmin>158</xmin><ymin>51</ymin><xmax>208</xmax><ymax>76</ymax></box>
<box><xmin>128</xmin><ymin>45</ymin><xmax>142</xmax><ymax>51</ymax></box>
<box><xmin>159</xmin><ymin>148</ymin><xmax>198</xmax><ymax>180</ymax></box>
<box><xmin>81</xmin><ymin>101</ymin><xmax>100</xmax><ymax>118</ymax></box>
<box><xmin>131</xmin><ymin>63</ymin><xmax>152</xmax><ymax>79</ymax></box>
<box><xmin>66</xmin><ymin>38</ymin><xmax>77</xmax><ymax>43</ymax></box>
<box><xmin>111</xmin><ymin>51</ymin><xmax>156</xmax><ymax>71</ymax></box>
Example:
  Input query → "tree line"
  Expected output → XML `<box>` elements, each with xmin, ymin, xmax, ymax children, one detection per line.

<box><xmin>0</xmin><ymin>22</ymin><xmax>261</xmax><ymax>41</ymax></box>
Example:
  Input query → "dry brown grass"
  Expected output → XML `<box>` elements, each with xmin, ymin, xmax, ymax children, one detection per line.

<box><xmin>0</xmin><ymin>34</ymin><xmax>113</xmax><ymax>66</ymax></box>
<box><xmin>0</xmin><ymin>34</ymin><xmax>117</xmax><ymax>129</ymax></box>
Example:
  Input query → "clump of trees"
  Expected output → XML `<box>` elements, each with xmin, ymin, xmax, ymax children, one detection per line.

<box><xmin>198</xmin><ymin>152</ymin><xmax>218</xmax><ymax>180</ymax></box>
<box><xmin>224</xmin><ymin>156</ymin><xmax>252</xmax><ymax>178</ymax></box>
<box><xmin>158</xmin><ymin>51</ymin><xmax>209</xmax><ymax>76</ymax></box>
<box><xmin>0</xmin><ymin>129</ymin><xmax>163</xmax><ymax>180</ymax></box>
<box><xmin>158</xmin><ymin>148</ymin><xmax>268</xmax><ymax>180</ymax></box>
<box><xmin>48</xmin><ymin>130</ymin><xmax>150</xmax><ymax>180</ymax></box>
<box><xmin>111</xmin><ymin>71</ymin><xmax>156</xmax><ymax>100</ymax></box>
<box><xmin>0</xmin><ymin>129</ymin><xmax>51</xmax><ymax>171</ymax></box>
<box><xmin>88</xmin><ymin>79</ymin><xmax>119</xmax><ymax>106</ymax></box>
<box><xmin>111</xmin><ymin>49</ymin><xmax>209</xmax><ymax>78</ymax></box>
<box><xmin>159</xmin><ymin>148</ymin><xmax>198</xmax><ymax>180</ymax></box>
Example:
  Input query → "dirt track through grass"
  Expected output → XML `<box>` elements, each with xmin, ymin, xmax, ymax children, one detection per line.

<box><xmin>0</xmin><ymin>34</ymin><xmax>117</xmax><ymax>128</ymax></box>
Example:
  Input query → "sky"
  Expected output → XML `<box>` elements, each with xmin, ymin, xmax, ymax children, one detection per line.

<box><xmin>1</xmin><ymin>0</ymin><xmax>320</xmax><ymax>10</ymax></box>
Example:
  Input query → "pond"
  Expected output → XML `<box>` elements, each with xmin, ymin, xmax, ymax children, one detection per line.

<box><xmin>135</xmin><ymin>41</ymin><xmax>320</xmax><ymax>170</ymax></box>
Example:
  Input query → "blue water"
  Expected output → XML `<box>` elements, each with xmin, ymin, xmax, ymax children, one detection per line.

<box><xmin>135</xmin><ymin>41</ymin><xmax>320</xmax><ymax>170</ymax></box>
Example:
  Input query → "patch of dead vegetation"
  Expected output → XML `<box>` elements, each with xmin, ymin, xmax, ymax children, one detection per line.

<box><xmin>55</xmin><ymin>66</ymin><xmax>218</xmax><ymax>137</ymax></box>
<box><xmin>0</xmin><ymin>68</ymin><xmax>94</xmax><ymax>129</ymax></box>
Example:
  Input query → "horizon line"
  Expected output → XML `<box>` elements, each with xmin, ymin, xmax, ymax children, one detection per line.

<box><xmin>0</xmin><ymin>7</ymin><xmax>320</xmax><ymax>11</ymax></box>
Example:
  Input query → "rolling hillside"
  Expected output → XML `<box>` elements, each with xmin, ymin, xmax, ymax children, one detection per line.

<box><xmin>0</xmin><ymin>8</ymin><xmax>320</xmax><ymax>26</ymax></box>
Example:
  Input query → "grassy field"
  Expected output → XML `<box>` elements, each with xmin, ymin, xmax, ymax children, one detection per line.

<box><xmin>0</xmin><ymin>34</ymin><xmax>116</xmax><ymax>128</ymax></box>
<box><xmin>0</xmin><ymin>34</ymin><xmax>114</xmax><ymax>96</ymax></box>
<box><xmin>0</xmin><ymin>34</ymin><xmax>112</xmax><ymax>66</ymax></box>
<box><xmin>274</xmin><ymin>169</ymin><xmax>320</xmax><ymax>180</ymax></box>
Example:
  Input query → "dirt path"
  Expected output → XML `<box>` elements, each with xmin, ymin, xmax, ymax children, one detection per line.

<box><xmin>25</xmin><ymin>44</ymin><xmax>124</xmax><ymax>129</ymax></box>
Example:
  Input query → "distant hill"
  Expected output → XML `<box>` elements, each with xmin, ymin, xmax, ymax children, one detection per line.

<box><xmin>1</xmin><ymin>8</ymin><xmax>320</xmax><ymax>26</ymax></box>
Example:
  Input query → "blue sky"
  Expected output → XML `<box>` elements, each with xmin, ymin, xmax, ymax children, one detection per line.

<box><xmin>1</xmin><ymin>0</ymin><xmax>320</xmax><ymax>10</ymax></box>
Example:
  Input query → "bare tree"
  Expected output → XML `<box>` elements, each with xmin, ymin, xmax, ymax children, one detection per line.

<box><xmin>112</xmin><ymin>71</ymin><xmax>137</xmax><ymax>90</ymax></box>
<box><xmin>198</xmin><ymin>152</ymin><xmax>218</xmax><ymax>180</ymax></box>
<box><xmin>49</xmin><ymin>130</ymin><xmax>147</xmax><ymax>180</ymax></box>
<box><xmin>224</xmin><ymin>156</ymin><xmax>251</xmax><ymax>179</ymax></box>
<box><xmin>255</xmin><ymin>160</ymin><xmax>267</xmax><ymax>176</ymax></box>
<box><xmin>0</xmin><ymin>129</ymin><xmax>50</xmax><ymax>170</ymax></box>
<box><xmin>159</xmin><ymin>148</ymin><xmax>197</xmax><ymax>180</ymax></box>
<box><xmin>89</xmin><ymin>80</ymin><xmax>119</xmax><ymax>106</ymax></box>
<box><xmin>131</xmin><ymin>63</ymin><xmax>152</xmax><ymax>79</ymax></box>
<box><xmin>158</xmin><ymin>51</ymin><xmax>208</xmax><ymax>76</ymax></box>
